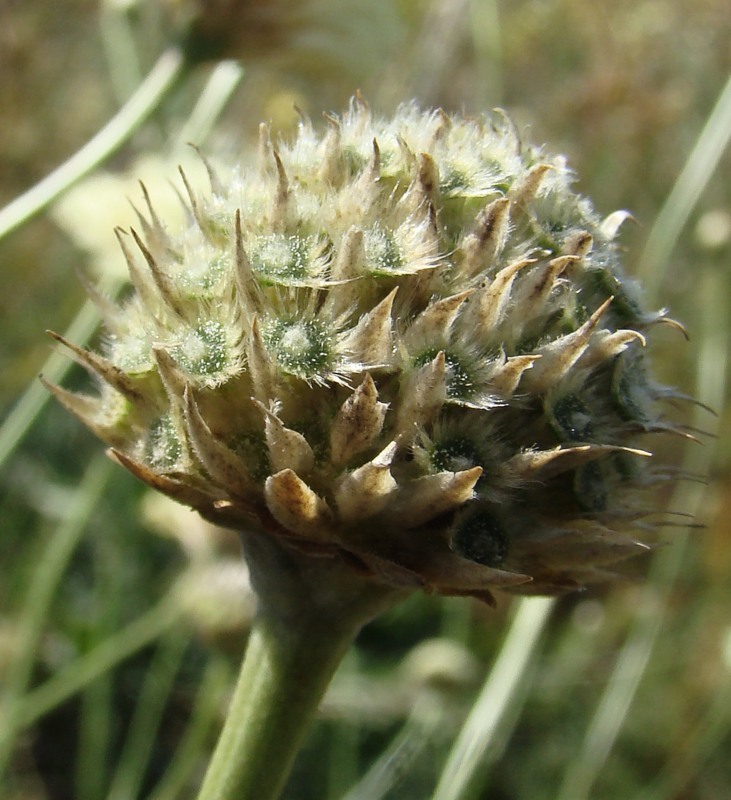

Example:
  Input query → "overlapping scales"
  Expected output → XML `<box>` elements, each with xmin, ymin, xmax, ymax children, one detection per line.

<box><xmin>45</xmin><ymin>99</ymin><xmax>688</xmax><ymax>601</ymax></box>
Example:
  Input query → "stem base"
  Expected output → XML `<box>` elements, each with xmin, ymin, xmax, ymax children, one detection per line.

<box><xmin>195</xmin><ymin>532</ymin><xmax>402</xmax><ymax>800</ymax></box>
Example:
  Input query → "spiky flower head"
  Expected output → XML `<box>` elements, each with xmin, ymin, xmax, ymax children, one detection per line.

<box><xmin>46</xmin><ymin>99</ymin><xmax>687</xmax><ymax>603</ymax></box>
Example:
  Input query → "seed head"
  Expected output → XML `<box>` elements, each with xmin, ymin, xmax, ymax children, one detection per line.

<box><xmin>46</xmin><ymin>100</ymin><xmax>688</xmax><ymax>602</ymax></box>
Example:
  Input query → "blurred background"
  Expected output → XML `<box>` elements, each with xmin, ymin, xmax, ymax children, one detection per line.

<box><xmin>1</xmin><ymin>1</ymin><xmax>730</xmax><ymax>798</ymax></box>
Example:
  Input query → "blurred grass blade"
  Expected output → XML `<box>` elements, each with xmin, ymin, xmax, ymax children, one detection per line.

<box><xmin>433</xmin><ymin>596</ymin><xmax>555</xmax><ymax>800</ymax></box>
<box><xmin>99</xmin><ymin>0</ymin><xmax>144</xmax><ymax>103</ymax></box>
<box><xmin>636</xmin><ymin>651</ymin><xmax>731</xmax><ymax>800</ymax></box>
<box><xmin>76</xmin><ymin>669</ymin><xmax>115</xmax><ymax>800</ymax></box>
<box><xmin>468</xmin><ymin>0</ymin><xmax>503</xmax><ymax>107</ymax></box>
<box><xmin>175</xmin><ymin>60</ymin><xmax>245</xmax><ymax>148</ymax></box>
<box><xmin>0</xmin><ymin>453</ymin><xmax>112</xmax><ymax>780</ymax></box>
<box><xmin>556</xmin><ymin>268</ymin><xmax>727</xmax><ymax>800</ymax></box>
<box><xmin>147</xmin><ymin>658</ymin><xmax>232</xmax><ymax>800</ymax></box>
<box><xmin>76</xmin><ymin>502</ymin><xmax>130</xmax><ymax>800</ymax></box>
<box><xmin>638</xmin><ymin>69</ymin><xmax>731</xmax><ymax>298</ymax></box>
<box><xmin>325</xmin><ymin>651</ymin><xmax>362</xmax><ymax>797</ymax></box>
<box><xmin>106</xmin><ymin>629</ymin><xmax>189</xmax><ymax>800</ymax></box>
<box><xmin>555</xmin><ymin>550</ymin><xmax>681</xmax><ymax>800</ymax></box>
<box><xmin>5</xmin><ymin>593</ymin><xmax>181</xmax><ymax>739</ymax></box>
<box><xmin>0</xmin><ymin>284</ymin><xmax>121</xmax><ymax>471</ymax></box>
<box><xmin>343</xmin><ymin>696</ymin><xmax>446</xmax><ymax>800</ymax></box>
<box><xmin>0</xmin><ymin>48</ymin><xmax>186</xmax><ymax>242</ymax></box>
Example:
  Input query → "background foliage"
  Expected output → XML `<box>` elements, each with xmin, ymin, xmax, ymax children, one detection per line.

<box><xmin>1</xmin><ymin>1</ymin><xmax>730</xmax><ymax>798</ymax></box>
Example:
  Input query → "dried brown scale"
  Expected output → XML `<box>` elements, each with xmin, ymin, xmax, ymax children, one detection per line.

<box><xmin>45</xmin><ymin>101</ymin><xmax>687</xmax><ymax>599</ymax></box>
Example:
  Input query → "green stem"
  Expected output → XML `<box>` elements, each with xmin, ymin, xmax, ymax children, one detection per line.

<box><xmin>196</xmin><ymin>607</ymin><xmax>354</xmax><ymax>800</ymax></box>
<box><xmin>0</xmin><ymin>47</ymin><xmax>187</xmax><ymax>242</ymax></box>
<box><xmin>195</xmin><ymin>533</ymin><xmax>399</xmax><ymax>800</ymax></box>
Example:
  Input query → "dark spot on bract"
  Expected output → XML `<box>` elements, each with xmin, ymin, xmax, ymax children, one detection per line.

<box><xmin>549</xmin><ymin>394</ymin><xmax>594</xmax><ymax>441</ymax></box>
<box><xmin>574</xmin><ymin>461</ymin><xmax>608</xmax><ymax>512</ymax></box>
<box><xmin>451</xmin><ymin>509</ymin><xmax>508</xmax><ymax>567</ymax></box>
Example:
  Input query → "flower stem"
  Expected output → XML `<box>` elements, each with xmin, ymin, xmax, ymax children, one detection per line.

<box><xmin>195</xmin><ymin>533</ymin><xmax>399</xmax><ymax>800</ymax></box>
<box><xmin>195</xmin><ymin>606</ymin><xmax>353</xmax><ymax>800</ymax></box>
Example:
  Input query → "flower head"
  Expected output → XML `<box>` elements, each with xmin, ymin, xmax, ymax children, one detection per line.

<box><xmin>46</xmin><ymin>99</ymin><xmax>687</xmax><ymax>602</ymax></box>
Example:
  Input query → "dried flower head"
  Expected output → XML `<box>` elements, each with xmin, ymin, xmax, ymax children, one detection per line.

<box><xmin>46</xmin><ymin>99</ymin><xmax>688</xmax><ymax>603</ymax></box>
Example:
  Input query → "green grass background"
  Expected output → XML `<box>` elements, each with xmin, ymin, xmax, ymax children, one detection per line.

<box><xmin>1</xmin><ymin>1</ymin><xmax>730</xmax><ymax>798</ymax></box>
